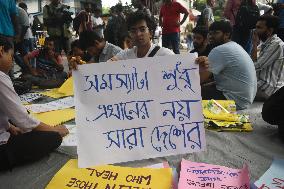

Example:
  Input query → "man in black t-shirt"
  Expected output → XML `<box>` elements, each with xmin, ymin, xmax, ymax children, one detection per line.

<box><xmin>190</xmin><ymin>26</ymin><xmax>212</xmax><ymax>56</ymax></box>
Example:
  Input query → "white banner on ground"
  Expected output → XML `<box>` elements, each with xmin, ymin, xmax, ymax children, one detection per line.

<box><xmin>25</xmin><ymin>96</ymin><xmax>74</xmax><ymax>113</ymax></box>
<box><xmin>73</xmin><ymin>53</ymin><xmax>206</xmax><ymax>168</ymax></box>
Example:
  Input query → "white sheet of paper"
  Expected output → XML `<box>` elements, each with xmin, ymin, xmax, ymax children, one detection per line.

<box><xmin>74</xmin><ymin>53</ymin><xmax>206</xmax><ymax>168</ymax></box>
<box><xmin>61</xmin><ymin>124</ymin><xmax>77</xmax><ymax>146</ymax></box>
<box><xmin>20</xmin><ymin>93</ymin><xmax>42</xmax><ymax>103</ymax></box>
<box><xmin>24</xmin><ymin>96</ymin><xmax>74</xmax><ymax>113</ymax></box>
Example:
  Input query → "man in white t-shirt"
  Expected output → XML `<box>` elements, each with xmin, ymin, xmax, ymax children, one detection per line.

<box><xmin>110</xmin><ymin>10</ymin><xmax>174</xmax><ymax>61</ymax></box>
<box><xmin>93</xmin><ymin>7</ymin><xmax>104</xmax><ymax>38</ymax></box>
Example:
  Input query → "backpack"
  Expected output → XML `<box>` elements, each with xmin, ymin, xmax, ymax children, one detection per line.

<box><xmin>234</xmin><ymin>3</ymin><xmax>260</xmax><ymax>30</ymax></box>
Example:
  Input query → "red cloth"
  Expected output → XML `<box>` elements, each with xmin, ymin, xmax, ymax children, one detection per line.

<box><xmin>223</xmin><ymin>0</ymin><xmax>256</xmax><ymax>26</ymax></box>
<box><xmin>160</xmin><ymin>2</ymin><xmax>188</xmax><ymax>34</ymax></box>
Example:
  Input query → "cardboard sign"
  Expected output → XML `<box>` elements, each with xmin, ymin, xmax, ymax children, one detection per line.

<box><xmin>178</xmin><ymin>159</ymin><xmax>250</xmax><ymax>189</ymax></box>
<box><xmin>46</xmin><ymin>159</ymin><xmax>172</xmax><ymax>189</ymax></box>
<box><xmin>73</xmin><ymin>54</ymin><xmax>206</xmax><ymax>167</ymax></box>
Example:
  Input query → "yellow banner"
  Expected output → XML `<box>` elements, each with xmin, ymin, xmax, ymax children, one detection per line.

<box><xmin>31</xmin><ymin>108</ymin><xmax>75</xmax><ymax>126</ymax></box>
<box><xmin>58</xmin><ymin>77</ymin><xmax>74</xmax><ymax>96</ymax></box>
<box><xmin>46</xmin><ymin>159</ymin><xmax>172</xmax><ymax>189</ymax></box>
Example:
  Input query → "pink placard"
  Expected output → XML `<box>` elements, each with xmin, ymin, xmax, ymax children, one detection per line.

<box><xmin>178</xmin><ymin>159</ymin><xmax>250</xmax><ymax>189</ymax></box>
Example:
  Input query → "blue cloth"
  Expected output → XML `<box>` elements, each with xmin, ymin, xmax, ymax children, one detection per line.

<box><xmin>0</xmin><ymin>0</ymin><xmax>17</xmax><ymax>36</ymax></box>
<box><xmin>208</xmin><ymin>41</ymin><xmax>257</xmax><ymax>110</ymax></box>
<box><xmin>278</xmin><ymin>0</ymin><xmax>284</xmax><ymax>28</ymax></box>
<box><xmin>162</xmin><ymin>32</ymin><xmax>180</xmax><ymax>54</ymax></box>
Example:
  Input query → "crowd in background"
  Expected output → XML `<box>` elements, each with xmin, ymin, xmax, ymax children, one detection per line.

<box><xmin>0</xmin><ymin>0</ymin><xmax>284</xmax><ymax>170</ymax></box>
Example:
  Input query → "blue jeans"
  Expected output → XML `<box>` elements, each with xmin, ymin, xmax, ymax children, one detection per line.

<box><xmin>162</xmin><ymin>32</ymin><xmax>180</xmax><ymax>54</ymax></box>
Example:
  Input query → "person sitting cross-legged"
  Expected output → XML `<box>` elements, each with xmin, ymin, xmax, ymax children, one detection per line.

<box><xmin>0</xmin><ymin>37</ymin><xmax>69</xmax><ymax>171</ymax></box>
<box><xmin>23</xmin><ymin>37</ymin><xmax>68</xmax><ymax>88</ymax></box>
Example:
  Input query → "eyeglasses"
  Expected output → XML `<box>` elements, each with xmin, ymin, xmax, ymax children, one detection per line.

<box><xmin>129</xmin><ymin>26</ymin><xmax>149</xmax><ymax>35</ymax></box>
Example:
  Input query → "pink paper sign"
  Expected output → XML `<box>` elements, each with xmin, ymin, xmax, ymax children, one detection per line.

<box><xmin>178</xmin><ymin>159</ymin><xmax>250</xmax><ymax>189</ymax></box>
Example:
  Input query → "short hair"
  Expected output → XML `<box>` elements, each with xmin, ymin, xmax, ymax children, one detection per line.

<box><xmin>0</xmin><ymin>37</ymin><xmax>13</xmax><ymax>52</ymax></box>
<box><xmin>258</xmin><ymin>15</ymin><xmax>279</xmax><ymax>34</ymax></box>
<box><xmin>209</xmin><ymin>20</ymin><xmax>232</xmax><ymax>36</ymax></box>
<box><xmin>79</xmin><ymin>31</ymin><xmax>104</xmax><ymax>50</ymax></box>
<box><xmin>44</xmin><ymin>37</ymin><xmax>55</xmax><ymax>43</ymax></box>
<box><xmin>126</xmin><ymin>10</ymin><xmax>157</xmax><ymax>34</ymax></box>
<box><xmin>115</xmin><ymin>3</ymin><xmax>123</xmax><ymax>13</ymax></box>
<box><xmin>71</xmin><ymin>39</ymin><xmax>81</xmax><ymax>49</ymax></box>
<box><xmin>18</xmin><ymin>2</ymin><xmax>27</xmax><ymax>9</ymax></box>
<box><xmin>192</xmin><ymin>26</ymin><xmax>208</xmax><ymax>38</ymax></box>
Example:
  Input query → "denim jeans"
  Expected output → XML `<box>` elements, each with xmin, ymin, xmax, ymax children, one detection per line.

<box><xmin>162</xmin><ymin>32</ymin><xmax>180</xmax><ymax>54</ymax></box>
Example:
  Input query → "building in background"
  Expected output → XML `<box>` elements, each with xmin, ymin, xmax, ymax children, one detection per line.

<box><xmin>19</xmin><ymin>0</ymin><xmax>102</xmax><ymax>14</ymax></box>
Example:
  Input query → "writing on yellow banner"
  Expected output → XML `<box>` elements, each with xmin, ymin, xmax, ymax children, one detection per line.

<box><xmin>46</xmin><ymin>159</ymin><xmax>172</xmax><ymax>189</ymax></box>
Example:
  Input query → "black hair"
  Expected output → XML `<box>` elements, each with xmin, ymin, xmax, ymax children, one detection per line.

<box><xmin>71</xmin><ymin>39</ymin><xmax>81</xmax><ymax>49</ymax></box>
<box><xmin>79</xmin><ymin>31</ymin><xmax>104</xmax><ymax>50</ymax></box>
<box><xmin>44</xmin><ymin>37</ymin><xmax>55</xmax><ymax>43</ymax></box>
<box><xmin>209</xmin><ymin>20</ymin><xmax>232</xmax><ymax>37</ymax></box>
<box><xmin>258</xmin><ymin>15</ymin><xmax>279</xmax><ymax>34</ymax></box>
<box><xmin>69</xmin><ymin>39</ymin><xmax>81</xmax><ymax>55</ymax></box>
<box><xmin>18</xmin><ymin>2</ymin><xmax>27</xmax><ymax>9</ymax></box>
<box><xmin>115</xmin><ymin>3</ymin><xmax>123</xmax><ymax>13</ymax></box>
<box><xmin>0</xmin><ymin>37</ymin><xmax>13</xmax><ymax>52</ymax></box>
<box><xmin>192</xmin><ymin>26</ymin><xmax>208</xmax><ymax>38</ymax></box>
<box><xmin>126</xmin><ymin>10</ymin><xmax>157</xmax><ymax>34</ymax></box>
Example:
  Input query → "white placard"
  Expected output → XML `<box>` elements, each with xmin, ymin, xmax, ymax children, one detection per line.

<box><xmin>20</xmin><ymin>93</ymin><xmax>42</xmax><ymax>103</ymax></box>
<box><xmin>25</xmin><ymin>96</ymin><xmax>74</xmax><ymax>113</ymax></box>
<box><xmin>61</xmin><ymin>124</ymin><xmax>77</xmax><ymax>146</ymax></box>
<box><xmin>74</xmin><ymin>53</ymin><xmax>206</xmax><ymax>168</ymax></box>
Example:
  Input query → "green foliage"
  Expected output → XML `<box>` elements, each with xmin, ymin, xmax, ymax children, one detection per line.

<box><xmin>102</xmin><ymin>6</ymin><xmax>110</xmax><ymax>15</ymax></box>
<box><xmin>194</xmin><ymin>0</ymin><xmax>206</xmax><ymax>12</ymax></box>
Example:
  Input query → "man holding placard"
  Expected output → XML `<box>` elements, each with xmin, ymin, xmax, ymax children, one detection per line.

<box><xmin>110</xmin><ymin>10</ymin><xmax>174</xmax><ymax>60</ymax></box>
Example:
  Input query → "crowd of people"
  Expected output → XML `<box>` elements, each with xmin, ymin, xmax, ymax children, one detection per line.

<box><xmin>0</xmin><ymin>0</ymin><xmax>283</xmax><ymax>171</ymax></box>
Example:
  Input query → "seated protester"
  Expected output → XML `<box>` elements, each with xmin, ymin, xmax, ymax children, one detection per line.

<box><xmin>68</xmin><ymin>39</ymin><xmax>92</xmax><ymax>63</ymax></box>
<box><xmin>79</xmin><ymin>31</ymin><xmax>122</xmax><ymax>63</ymax></box>
<box><xmin>262</xmin><ymin>86</ymin><xmax>284</xmax><ymax>139</ymax></box>
<box><xmin>110</xmin><ymin>10</ymin><xmax>174</xmax><ymax>61</ymax></box>
<box><xmin>0</xmin><ymin>37</ymin><xmax>69</xmax><ymax>171</ymax></box>
<box><xmin>190</xmin><ymin>26</ymin><xmax>213</xmax><ymax>56</ymax></box>
<box><xmin>67</xmin><ymin>39</ymin><xmax>92</xmax><ymax>76</ymax></box>
<box><xmin>196</xmin><ymin>20</ymin><xmax>257</xmax><ymax>110</ymax></box>
<box><xmin>23</xmin><ymin>37</ymin><xmax>67</xmax><ymax>88</ymax></box>
<box><xmin>251</xmin><ymin>15</ymin><xmax>284</xmax><ymax>101</ymax></box>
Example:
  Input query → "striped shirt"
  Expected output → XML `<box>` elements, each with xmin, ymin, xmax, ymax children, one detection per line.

<box><xmin>255</xmin><ymin>34</ymin><xmax>284</xmax><ymax>97</ymax></box>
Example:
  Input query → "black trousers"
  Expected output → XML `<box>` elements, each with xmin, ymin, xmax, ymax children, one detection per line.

<box><xmin>201</xmin><ymin>83</ymin><xmax>227</xmax><ymax>100</ymax></box>
<box><xmin>278</xmin><ymin>28</ymin><xmax>284</xmax><ymax>42</ymax></box>
<box><xmin>0</xmin><ymin>131</ymin><xmax>62</xmax><ymax>171</ymax></box>
<box><xmin>262</xmin><ymin>86</ymin><xmax>284</xmax><ymax>126</ymax></box>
